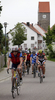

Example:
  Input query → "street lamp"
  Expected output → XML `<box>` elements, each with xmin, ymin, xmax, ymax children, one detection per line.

<box><xmin>4</xmin><ymin>22</ymin><xmax>7</xmax><ymax>67</ymax></box>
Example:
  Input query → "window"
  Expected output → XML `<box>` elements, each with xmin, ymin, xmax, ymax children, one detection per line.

<box><xmin>31</xmin><ymin>44</ymin><xmax>34</xmax><ymax>48</ymax></box>
<box><xmin>31</xmin><ymin>36</ymin><xmax>34</xmax><ymax>40</ymax></box>
<box><xmin>24</xmin><ymin>44</ymin><xmax>27</xmax><ymax>48</ymax></box>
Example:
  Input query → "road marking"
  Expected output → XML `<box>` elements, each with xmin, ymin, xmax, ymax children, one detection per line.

<box><xmin>0</xmin><ymin>76</ymin><xmax>11</xmax><ymax>83</ymax></box>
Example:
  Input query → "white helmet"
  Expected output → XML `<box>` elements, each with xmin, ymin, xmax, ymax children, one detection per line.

<box><xmin>27</xmin><ymin>50</ymin><xmax>29</xmax><ymax>53</ymax></box>
<box><xmin>12</xmin><ymin>46</ymin><xmax>18</xmax><ymax>52</ymax></box>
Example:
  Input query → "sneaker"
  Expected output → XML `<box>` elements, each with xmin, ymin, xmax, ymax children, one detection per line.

<box><xmin>32</xmin><ymin>71</ymin><xmax>33</xmax><ymax>74</ymax></box>
<box><xmin>43</xmin><ymin>75</ymin><xmax>45</xmax><ymax>78</ymax></box>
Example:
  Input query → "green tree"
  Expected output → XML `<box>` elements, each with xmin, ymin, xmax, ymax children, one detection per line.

<box><xmin>10</xmin><ymin>22</ymin><xmax>27</xmax><ymax>46</ymax></box>
<box><xmin>51</xmin><ymin>25</ymin><xmax>55</xmax><ymax>42</ymax></box>
<box><xmin>0</xmin><ymin>23</ymin><xmax>3</xmax><ymax>53</ymax></box>
<box><xmin>43</xmin><ymin>26</ymin><xmax>52</xmax><ymax>46</ymax></box>
<box><xmin>0</xmin><ymin>1</ymin><xmax>2</xmax><ymax>16</ymax></box>
<box><xmin>43</xmin><ymin>25</ymin><xmax>55</xmax><ymax>58</ymax></box>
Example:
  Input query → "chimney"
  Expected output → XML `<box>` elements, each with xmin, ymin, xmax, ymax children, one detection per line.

<box><xmin>27</xmin><ymin>22</ymin><xmax>30</xmax><ymax>26</ymax></box>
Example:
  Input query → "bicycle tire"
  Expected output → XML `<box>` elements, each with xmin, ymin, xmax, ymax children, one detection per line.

<box><xmin>17</xmin><ymin>74</ymin><xmax>20</xmax><ymax>95</ymax></box>
<box><xmin>17</xmin><ymin>85</ymin><xmax>20</xmax><ymax>95</ymax></box>
<box><xmin>27</xmin><ymin>64</ymin><xmax>29</xmax><ymax>74</ymax></box>
<box><xmin>33</xmin><ymin>65</ymin><xmax>36</xmax><ymax>78</ymax></box>
<box><xmin>40</xmin><ymin>69</ymin><xmax>43</xmax><ymax>83</ymax></box>
<box><xmin>12</xmin><ymin>78</ymin><xmax>16</xmax><ymax>98</ymax></box>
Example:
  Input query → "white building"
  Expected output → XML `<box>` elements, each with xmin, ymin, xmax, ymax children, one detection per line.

<box><xmin>7</xmin><ymin>22</ymin><xmax>46</xmax><ymax>52</ymax></box>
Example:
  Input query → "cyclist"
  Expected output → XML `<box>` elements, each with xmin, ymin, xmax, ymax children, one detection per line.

<box><xmin>26</xmin><ymin>50</ymin><xmax>31</xmax><ymax>69</ymax></box>
<box><xmin>36</xmin><ymin>49</ymin><xmax>47</xmax><ymax>78</ymax></box>
<box><xmin>7</xmin><ymin>46</ymin><xmax>23</xmax><ymax>90</ymax></box>
<box><xmin>30</xmin><ymin>51</ymin><xmax>37</xmax><ymax>74</ymax></box>
<box><xmin>22</xmin><ymin>50</ymin><xmax>27</xmax><ymax>72</ymax></box>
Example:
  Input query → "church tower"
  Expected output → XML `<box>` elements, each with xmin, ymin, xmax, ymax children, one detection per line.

<box><xmin>38</xmin><ymin>2</ymin><xmax>50</xmax><ymax>31</ymax></box>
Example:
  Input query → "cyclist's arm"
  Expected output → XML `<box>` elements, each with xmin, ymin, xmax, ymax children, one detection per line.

<box><xmin>7</xmin><ymin>57</ymin><xmax>11</xmax><ymax>69</ymax></box>
<box><xmin>20</xmin><ymin>57</ymin><xmax>23</xmax><ymax>66</ymax></box>
<box><xmin>19</xmin><ymin>53</ymin><xmax>23</xmax><ymax>66</ymax></box>
<box><xmin>36</xmin><ymin>56</ymin><xmax>39</xmax><ymax>63</ymax></box>
<box><xmin>44</xmin><ymin>55</ymin><xmax>47</xmax><ymax>60</ymax></box>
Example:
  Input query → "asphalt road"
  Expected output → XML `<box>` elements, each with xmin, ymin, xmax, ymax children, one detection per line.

<box><xmin>0</xmin><ymin>60</ymin><xmax>55</xmax><ymax>100</ymax></box>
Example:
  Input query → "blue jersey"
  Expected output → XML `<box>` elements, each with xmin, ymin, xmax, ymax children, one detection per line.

<box><xmin>30</xmin><ymin>54</ymin><xmax>37</xmax><ymax>64</ymax></box>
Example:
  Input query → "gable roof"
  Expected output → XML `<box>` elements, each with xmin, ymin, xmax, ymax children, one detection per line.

<box><xmin>39</xmin><ymin>2</ymin><xmax>50</xmax><ymax>13</ymax></box>
<box><xmin>22</xmin><ymin>22</ymin><xmax>43</xmax><ymax>36</ymax></box>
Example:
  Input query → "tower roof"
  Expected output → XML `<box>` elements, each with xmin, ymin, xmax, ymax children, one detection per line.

<box><xmin>39</xmin><ymin>2</ymin><xmax>50</xmax><ymax>13</ymax></box>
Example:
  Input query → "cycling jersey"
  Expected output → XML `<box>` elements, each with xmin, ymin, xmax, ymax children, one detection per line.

<box><xmin>37</xmin><ymin>53</ymin><xmax>45</xmax><ymax>61</ymax></box>
<box><xmin>9</xmin><ymin>52</ymin><xmax>22</xmax><ymax>64</ymax></box>
<box><xmin>22</xmin><ymin>53</ymin><xmax>27</xmax><ymax>62</ymax></box>
<box><xmin>27</xmin><ymin>54</ymin><xmax>30</xmax><ymax>61</ymax></box>
<box><xmin>30</xmin><ymin>54</ymin><xmax>37</xmax><ymax>64</ymax></box>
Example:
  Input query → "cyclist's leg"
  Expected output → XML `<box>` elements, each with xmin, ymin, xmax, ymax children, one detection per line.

<box><xmin>11</xmin><ymin>63</ymin><xmax>17</xmax><ymax>91</ymax></box>
<box><xmin>17</xmin><ymin>64</ymin><xmax>22</xmax><ymax>81</ymax></box>
<box><xmin>11</xmin><ymin>63</ymin><xmax>17</xmax><ymax>81</ymax></box>
<box><xmin>37</xmin><ymin>61</ymin><xmax>41</xmax><ymax>76</ymax></box>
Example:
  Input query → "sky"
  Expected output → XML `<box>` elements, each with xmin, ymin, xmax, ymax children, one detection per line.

<box><xmin>0</xmin><ymin>0</ymin><xmax>55</xmax><ymax>33</ymax></box>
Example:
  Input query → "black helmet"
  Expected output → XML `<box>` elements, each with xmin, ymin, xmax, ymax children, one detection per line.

<box><xmin>22</xmin><ymin>50</ymin><xmax>25</xmax><ymax>54</ymax></box>
<box><xmin>32</xmin><ymin>51</ymin><xmax>36</xmax><ymax>54</ymax></box>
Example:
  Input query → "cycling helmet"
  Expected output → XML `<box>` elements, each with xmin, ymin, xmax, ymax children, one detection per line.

<box><xmin>22</xmin><ymin>50</ymin><xmax>25</xmax><ymax>54</ymax></box>
<box><xmin>38</xmin><ymin>49</ymin><xmax>42</xmax><ymax>54</ymax></box>
<box><xmin>12</xmin><ymin>46</ymin><xmax>18</xmax><ymax>52</ymax></box>
<box><xmin>27</xmin><ymin>50</ymin><xmax>29</xmax><ymax>54</ymax></box>
<box><xmin>32</xmin><ymin>51</ymin><xmax>36</xmax><ymax>54</ymax></box>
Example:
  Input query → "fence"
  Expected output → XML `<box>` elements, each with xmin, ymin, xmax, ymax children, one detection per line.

<box><xmin>0</xmin><ymin>54</ymin><xmax>5</xmax><ymax>69</ymax></box>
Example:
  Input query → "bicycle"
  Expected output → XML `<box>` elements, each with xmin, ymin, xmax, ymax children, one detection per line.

<box><xmin>38</xmin><ymin>63</ymin><xmax>43</xmax><ymax>83</ymax></box>
<box><xmin>33</xmin><ymin>63</ymin><xmax>37</xmax><ymax>78</ymax></box>
<box><xmin>7</xmin><ymin>67</ymin><xmax>21</xmax><ymax>99</ymax></box>
<box><xmin>26</xmin><ymin>61</ymin><xmax>30</xmax><ymax>75</ymax></box>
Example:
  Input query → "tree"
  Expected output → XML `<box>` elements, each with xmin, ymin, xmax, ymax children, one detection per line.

<box><xmin>51</xmin><ymin>25</ymin><xmax>55</xmax><ymax>42</ymax></box>
<box><xmin>43</xmin><ymin>26</ymin><xmax>52</xmax><ymax>46</ymax></box>
<box><xmin>43</xmin><ymin>25</ymin><xmax>55</xmax><ymax>58</ymax></box>
<box><xmin>0</xmin><ymin>23</ymin><xmax>3</xmax><ymax>53</ymax></box>
<box><xmin>43</xmin><ymin>25</ymin><xmax>55</xmax><ymax>46</ymax></box>
<box><xmin>0</xmin><ymin>1</ymin><xmax>2</xmax><ymax>16</ymax></box>
<box><xmin>10</xmin><ymin>22</ymin><xmax>27</xmax><ymax>46</ymax></box>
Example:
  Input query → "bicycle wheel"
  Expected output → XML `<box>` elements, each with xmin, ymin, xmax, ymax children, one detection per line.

<box><xmin>17</xmin><ymin>85</ymin><xmax>20</xmax><ymax>95</ymax></box>
<box><xmin>40</xmin><ymin>69</ymin><xmax>43</xmax><ymax>83</ymax></box>
<box><xmin>27</xmin><ymin>64</ymin><xmax>29</xmax><ymax>74</ymax></box>
<box><xmin>33</xmin><ymin>66</ymin><xmax>36</xmax><ymax>78</ymax></box>
<box><xmin>12</xmin><ymin>78</ymin><xmax>16</xmax><ymax>98</ymax></box>
<box><xmin>17</xmin><ymin>76</ymin><xmax>20</xmax><ymax>95</ymax></box>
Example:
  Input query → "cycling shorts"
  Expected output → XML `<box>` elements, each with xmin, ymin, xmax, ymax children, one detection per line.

<box><xmin>38</xmin><ymin>60</ymin><xmax>46</xmax><ymax>66</ymax></box>
<box><xmin>26</xmin><ymin>60</ymin><xmax>30</xmax><ymax>66</ymax></box>
<box><xmin>32</xmin><ymin>60</ymin><xmax>36</xmax><ymax>64</ymax></box>
<box><xmin>11</xmin><ymin>63</ymin><xmax>20</xmax><ymax>68</ymax></box>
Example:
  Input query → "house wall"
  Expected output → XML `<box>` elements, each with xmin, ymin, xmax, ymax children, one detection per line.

<box><xmin>21</xmin><ymin>24</ymin><xmax>38</xmax><ymax>51</ymax></box>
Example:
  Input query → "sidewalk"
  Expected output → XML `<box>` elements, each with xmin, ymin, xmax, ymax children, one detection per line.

<box><xmin>0</xmin><ymin>60</ymin><xmax>12</xmax><ymax>82</ymax></box>
<box><xmin>0</xmin><ymin>68</ymin><xmax>11</xmax><ymax>82</ymax></box>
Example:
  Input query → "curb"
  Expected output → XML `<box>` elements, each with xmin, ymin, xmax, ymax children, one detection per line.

<box><xmin>0</xmin><ymin>76</ymin><xmax>11</xmax><ymax>82</ymax></box>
